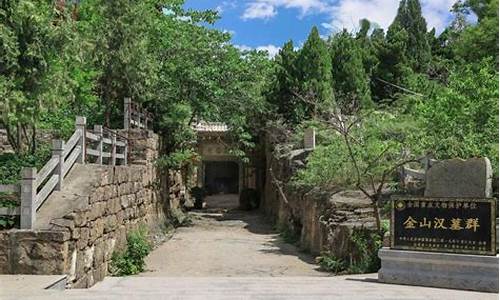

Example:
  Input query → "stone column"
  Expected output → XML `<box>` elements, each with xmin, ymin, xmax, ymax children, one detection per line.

<box><xmin>20</xmin><ymin>167</ymin><xmax>37</xmax><ymax>229</ymax></box>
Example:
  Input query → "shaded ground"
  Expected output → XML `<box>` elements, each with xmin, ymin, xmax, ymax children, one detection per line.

<box><xmin>141</xmin><ymin>194</ymin><xmax>325</xmax><ymax>277</ymax></box>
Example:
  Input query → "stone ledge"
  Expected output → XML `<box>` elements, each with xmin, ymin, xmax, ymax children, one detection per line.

<box><xmin>378</xmin><ymin>247</ymin><xmax>499</xmax><ymax>293</ymax></box>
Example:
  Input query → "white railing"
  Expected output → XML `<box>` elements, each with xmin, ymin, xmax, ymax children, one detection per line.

<box><xmin>85</xmin><ymin>124</ymin><xmax>128</xmax><ymax>166</ymax></box>
<box><xmin>124</xmin><ymin>98</ymin><xmax>153</xmax><ymax>130</ymax></box>
<box><xmin>0</xmin><ymin>116</ymin><xmax>128</xmax><ymax>229</ymax></box>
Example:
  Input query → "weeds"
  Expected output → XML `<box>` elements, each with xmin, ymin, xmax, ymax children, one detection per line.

<box><xmin>110</xmin><ymin>228</ymin><xmax>152</xmax><ymax>276</ymax></box>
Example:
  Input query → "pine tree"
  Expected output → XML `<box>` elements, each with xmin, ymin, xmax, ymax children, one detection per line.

<box><xmin>371</xmin><ymin>24</ymin><xmax>413</xmax><ymax>101</ymax></box>
<box><xmin>390</xmin><ymin>0</ymin><xmax>431</xmax><ymax>71</ymax></box>
<box><xmin>270</xmin><ymin>40</ymin><xmax>301</xmax><ymax>123</ymax></box>
<box><xmin>296</xmin><ymin>26</ymin><xmax>334</xmax><ymax>116</ymax></box>
<box><xmin>329</xmin><ymin>30</ymin><xmax>372</xmax><ymax>112</ymax></box>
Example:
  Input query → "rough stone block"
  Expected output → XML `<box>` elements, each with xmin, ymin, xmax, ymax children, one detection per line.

<box><xmin>425</xmin><ymin>157</ymin><xmax>492</xmax><ymax>198</ymax></box>
<box><xmin>104</xmin><ymin>215</ymin><xmax>118</xmax><ymax>233</ymax></box>
<box><xmin>93</xmin><ymin>239</ymin><xmax>105</xmax><ymax>267</ymax></box>
<box><xmin>99</xmin><ymin>169</ymin><xmax>113</xmax><ymax>186</ymax></box>
<box><xmin>106</xmin><ymin>197</ymin><xmax>121</xmax><ymax>215</ymax></box>
<box><xmin>77</xmin><ymin>227</ymin><xmax>90</xmax><ymax>250</ymax></box>
<box><xmin>378</xmin><ymin>248</ymin><xmax>499</xmax><ymax>293</ymax></box>
<box><xmin>90</xmin><ymin>187</ymin><xmax>105</xmax><ymax>204</ymax></box>
<box><xmin>10</xmin><ymin>237</ymin><xmax>68</xmax><ymax>274</ymax></box>
<box><xmin>105</xmin><ymin>238</ymin><xmax>116</xmax><ymax>261</ymax></box>
<box><xmin>83</xmin><ymin>246</ymin><xmax>94</xmax><ymax>271</ymax></box>
<box><xmin>89</xmin><ymin>219</ymin><xmax>104</xmax><ymax>242</ymax></box>
<box><xmin>89</xmin><ymin>202</ymin><xmax>106</xmax><ymax>221</ymax></box>
<box><xmin>120</xmin><ymin>195</ymin><xmax>130</xmax><ymax>208</ymax></box>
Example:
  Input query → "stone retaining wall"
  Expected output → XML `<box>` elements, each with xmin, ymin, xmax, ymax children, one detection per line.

<box><xmin>0</xmin><ymin>130</ymin><xmax>186</xmax><ymax>288</ymax></box>
<box><xmin>261</xmin><ymin>132</ymin><xmax>377</xmax><ymax>258</ymax></box>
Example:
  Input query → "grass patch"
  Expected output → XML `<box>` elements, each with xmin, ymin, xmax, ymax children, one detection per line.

<box><xmin>110</xmin><ymin>227</ymin><xmax>152</xmax><ymax>276</ymax></box>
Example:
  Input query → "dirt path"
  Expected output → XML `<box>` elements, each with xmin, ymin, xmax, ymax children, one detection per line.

<box><xmin>140</xmin><ymin>194</ymin><xmax>326</xmax><ymax>277</ymax></box>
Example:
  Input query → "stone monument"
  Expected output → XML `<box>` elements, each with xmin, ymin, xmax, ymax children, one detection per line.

<box><xmin>378</xmin><ymin>157</ymin><xmax>498</xmax><ymax>293</ymax></box>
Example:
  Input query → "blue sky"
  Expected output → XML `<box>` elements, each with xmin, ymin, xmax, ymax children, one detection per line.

<box><xmin>184</xmin><ymin>0</ymin><xmax>456</xmax><ymax>57</ymax></box>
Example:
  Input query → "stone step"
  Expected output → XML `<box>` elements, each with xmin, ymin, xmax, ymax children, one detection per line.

<box><xmin>2</xmin><ymin>275</ymin><xmax>496</xmax><ymax>300</ymax></box>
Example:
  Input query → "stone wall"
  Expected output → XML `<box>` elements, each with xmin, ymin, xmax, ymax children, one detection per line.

<box><xmin>0</xmin><ymin>129</ymin><xmax>186</xmax><ymax>288</ymax></box>
<box><xmin>261</xmin><ymin>131</ymin><xmax>377</xmax><ymax>258</ymax></box>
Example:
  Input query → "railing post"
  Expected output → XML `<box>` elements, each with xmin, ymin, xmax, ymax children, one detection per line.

<box><xmin>123</xmin><ymin>139</ymin><xmax>128</xmax><ymax>166</ymax></box>
<box><xmin>20</xmin><ymin>167</ymin><xmax>37</xmax><ymax>229</ymax></box>
<box><xmin>124</xmin><ymin>97</ymin><xmax>131</xmax><ymax>130</ymax></box>
<box><xmin>111</xmin><ymin>133</ymin><xmax>117</xmax><ymax>166</ymax></box>
<box><xmin>76</xmin><ymin>116</ymin><xmax>86</xmax><ymax>164</ymax></box>
<box><xmin>52</xmin><ymin>140</ymin><xmax>65</xmax><ymax>190</ymax></box>
<box><xmin>94</xmin><ymin>125</ymin><xmax>103</xmax><ymax>165</ymax></box>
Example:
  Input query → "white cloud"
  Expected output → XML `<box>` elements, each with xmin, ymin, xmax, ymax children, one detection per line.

<box><xmin>242</xmin><ymin>2</ymin><xmax>277</xmax><ymax>20</ymax></box>
<box><xmin>235</xmin><ymin>44</ymin><xmax>282</xmax><ymax>58</ymax></box>
<box><xmin>256</xmin><ymin>44</ymin><xmax>282</xmax><ymax>57</ymax></box>
<box><xmin>242</xmin><ymin>0</ymin><xmax>329</xmax><ymax>20</ymax></box>
<box><xmin>241</xmin><ymin>0</ymin><xmax>454</xmax><ymax>34</ymax></box>
<box><xmin>235</xmin><ymin>44</ymin><xmax>253</xmax><ymax>52</ymax></box>
<box><xmin>326</xmin><ymin>0</ymin><xmax>455</xmax><ymax>34</ymax></box>
<box><xmin>216</xmin><ymin>1</ymin><xmax>238</xmax><ymax>14</ymax></box>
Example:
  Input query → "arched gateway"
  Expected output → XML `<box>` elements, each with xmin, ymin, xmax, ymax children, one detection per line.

<box><xmin>194</xmin><ymin>122</ymin><xmax>257</xmax><ymax>197</ymax></box>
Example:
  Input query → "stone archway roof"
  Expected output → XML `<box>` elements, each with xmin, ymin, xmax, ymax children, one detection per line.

<box><xmin>193</xmin><ymin>121</ymin><xmax>228</xmax><ymax>133</ymax></box>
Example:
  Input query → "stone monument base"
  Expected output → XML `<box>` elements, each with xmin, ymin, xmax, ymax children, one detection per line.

<box><xmin>378</xmin><ymin>247</ymin><xmax>499</xmax><ymax>293</ymax></box>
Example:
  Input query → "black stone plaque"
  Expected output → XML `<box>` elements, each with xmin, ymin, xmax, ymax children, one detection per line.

<box><xmin>391</xmin><ymin>196</ymin><xmax>496</xmax><ymax>255</ymax></box>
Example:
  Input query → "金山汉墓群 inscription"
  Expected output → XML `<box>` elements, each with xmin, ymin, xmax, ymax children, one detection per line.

<box><xmin>391</xmin><ymin>196</ymin><xmax>496</xmax><ymax>255</ymax></box>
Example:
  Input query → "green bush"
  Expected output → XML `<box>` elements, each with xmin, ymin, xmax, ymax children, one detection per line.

<box><xmin>316</xmin><ymin>229</ymin><xmax>383</xmax><ymax>274</ymax></box>
<box><xmin>0</xmin><ymin>193</ymin><xmax>18</xmax><ymax>229</ymax></box>
<box><xmin>316</xmin><ymin>253</ymin><xmax>347</xmax><ymax>273</ymax></box>
<box><xmin>0</xmin><ymin>146</ymin><xmax>51</xmax><ymax>185</ymax></box>
<box><xmin>110</xmin><ymin>228</ymin><xmax>152</xmax><ymax>276</ymax></box>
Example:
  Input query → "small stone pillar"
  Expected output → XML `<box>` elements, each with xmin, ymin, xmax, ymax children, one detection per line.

<box><xmin>304</xmin><ymin>128</ymin><xmax>315</xmax><ymax>150</ymax></box>
<box><xmin>20</xmin><ymin>167</ymin><xmax>37</xmax><ymax>229</ymax></box>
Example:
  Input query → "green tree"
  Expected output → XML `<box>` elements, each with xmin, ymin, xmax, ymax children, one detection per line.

<box><xmin>296</xmin><ymin>26</ymin><xmax>334</xmax><ymax>116</ymax></box>
<box><xmin>77</xmin><ymin>0</ymin><xmax>159</xmax><ymax>127</ymax></box>
<box><xmin>451</xmin><ymin>0</ymin><xmax>499</xmax><ymax>66</ymax></box>
<box><xmin>416</xmin><ymin>60</ymin><xmax>499</xmax><ymax>173</ymax></box>
<box><xmin>371</xmin><ymin>24</ymin><xmax>413</xmax><ymax>102</ymax></box>
<box><xmin>0</xmin><ymin>0</ymin><xmax>76</xmax><ymax>153</ymax></box>
<box><xmin>391</xmin><ymin>0</ymin><xmax>431</xmax><ymax>71</ymax></box>
<box><xmin>329</xmin><ymin>30</ymin><xmax>372</xmax><ymax>112</ymax></box>
<box><xmin>269</xmin><ymin>40</ymin><xmax>301</xmax><ymax>124</ymax></box>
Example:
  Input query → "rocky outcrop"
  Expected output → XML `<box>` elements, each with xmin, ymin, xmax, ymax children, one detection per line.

<box><xmin>261</xmin><ymin>130</ymin><xmax>377</xmax><ymax>259</ymax></box>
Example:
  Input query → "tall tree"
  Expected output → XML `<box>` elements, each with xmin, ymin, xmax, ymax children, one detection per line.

<box><xmin>371</xmin><ymin>24</ymin><xmax>413</xmax><ymax>102</ymax></box>
<box><xmin>390</xmin><ymin>0</ymin><xmax>431</xmax><ymax>72</ymax></box>
<box><xmin>0</xmin><ymin>0</ymin><xmax>76</xmax><ymax>153</ymax></box>
<box><xmin>77</xmin><ymin>0</ymin><xmax>159</xmax><ymax>127</ymax></box>
<box><xmin>296</xmin><ymin>26</ymin><xmax>334</xmax><ymax>116</ymax></box>
<box><xmin>329</xmin><ymin>30</ymin><xmax>372</xmax><ymax>112</ymax></box>
<box><xmin>269</xmin><ymin>40</ymin><xmax>301</xmax><ymax>123</ymax></box>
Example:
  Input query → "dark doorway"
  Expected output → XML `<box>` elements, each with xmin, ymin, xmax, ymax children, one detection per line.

<box><xmin>204</xmin><ymin>161</ymin><xmax>239</xmax><ymax>195</ymax></box>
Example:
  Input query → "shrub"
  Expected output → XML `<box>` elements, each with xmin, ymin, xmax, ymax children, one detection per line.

<box><xmin>316</xmin><ymin>229</ymin><xmax>383</xmax><ymax>274</ymax></box>
<box><xmin>110</xmin><ymin>228</ymin><xmax>152</xmax><ymax>276</ymax></box>
<box><xmin>316</xmin><ymin>253</ymin><xmax>347</xmax><ymax>273</ymax></box>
